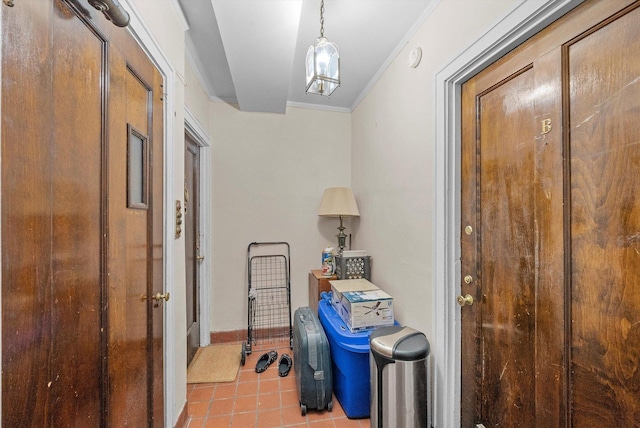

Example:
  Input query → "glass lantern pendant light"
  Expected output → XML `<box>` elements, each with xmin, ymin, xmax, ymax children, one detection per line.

<box><xmin>305</xmin><ymin>0</ymin><xmax>340</xmax><ymax>96</ymax></box>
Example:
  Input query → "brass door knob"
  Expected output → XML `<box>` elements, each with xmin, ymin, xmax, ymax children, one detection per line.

<box><xmin>196</xmin><ymin>255</ymin><xmax>205</xmax><ymax>262</ymax></box>
<box><xmin>457</xmin><ymin>294</ymin><xmax>474</xmax><ymax>306</ymax></box>
<box><xmin>153</xmin><ymin>292</ymin><xmax>170</xmax><ymax>302</ymax></box>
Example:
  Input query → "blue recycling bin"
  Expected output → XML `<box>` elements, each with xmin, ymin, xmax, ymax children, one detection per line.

<box><xmin>317</xmin><ymin>293</ymin><xmax>400</xmax><ymax>418</ymax></box>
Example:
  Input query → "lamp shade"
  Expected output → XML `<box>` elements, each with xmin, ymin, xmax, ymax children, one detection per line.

<box><xmin>318</xmin><ymin>187</ymin><xmax>359</xmax><ymax>217</ymax></box>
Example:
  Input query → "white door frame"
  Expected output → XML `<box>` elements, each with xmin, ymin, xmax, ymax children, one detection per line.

<box><xmin>185</xmin><ymin>107</ymin><xmax>212</xmax><ymax>350</ymax></box>
<box><xmin>432</xmin><ymin>1</ymin><xmax>583</xmax><ymax>426</ymax></box>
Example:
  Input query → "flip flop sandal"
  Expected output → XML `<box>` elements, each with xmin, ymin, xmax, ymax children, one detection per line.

<box><xmin>255</xmin><ymin>350</ymin><xmax>278</xmax><ymax>373</ymax></box>
<box><xmin>278</xmin><ymin>353</ymin><xmax>292</xmax><ymax>377</ymax></box>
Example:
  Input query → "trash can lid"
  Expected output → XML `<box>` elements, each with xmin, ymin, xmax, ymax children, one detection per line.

<box><xmin>370</xmin><ymin>326</ymin><xmax>430</xmax><ymax>361</ymax></box>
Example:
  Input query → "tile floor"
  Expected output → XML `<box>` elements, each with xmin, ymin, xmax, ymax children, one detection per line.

<box><xmin>185</xmin><ymin>339</ymin><xmax>370</xmax><ymax>427</ymax></box>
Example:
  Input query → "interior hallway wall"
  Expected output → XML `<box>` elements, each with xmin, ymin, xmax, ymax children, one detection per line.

<box><xmin>185</xmin><ymin>61</ymin><xmax>211</xmax><ymax>127</ymax></box>
<box><xmin>208</xmin><ymin>103</ymin><xmax>351</xmax><ymax>333</ymax></box>
<box><xmin>119</xmin><ymin>0</ymin><xmax>521</xmax><ymax>425</ymax></box>
<box><xmin>351</xmin><ymin>0</ymin><xmax>517</xmax><ymax>335</ymax></box>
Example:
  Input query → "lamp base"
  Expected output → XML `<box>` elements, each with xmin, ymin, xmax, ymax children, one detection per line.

<box><xmin>336</xmin><ymin>215</ymin><xmax>346</xmax><ymax>256</ymax></box>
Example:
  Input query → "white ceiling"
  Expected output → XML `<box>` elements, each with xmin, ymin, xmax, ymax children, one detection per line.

<box><xmin>177</xmin><ymin>0</ymin><xmax>438</xmax><ymax>113</ymax></box>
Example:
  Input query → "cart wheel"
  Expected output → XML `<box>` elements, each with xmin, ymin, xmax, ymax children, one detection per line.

<box><xmin>240</xmin><ymin>342</ymin><xmax>247</xmax><ymax>366</ymax></box>
<box><xmin>327</xmin><ymin>400</ymin><xmax>333</xmax><ymax>412</ymax></box>
<box><xmin>300</xmin><ymin>404</ymin><xmax>307</xmax><ymax>416</ymax></box>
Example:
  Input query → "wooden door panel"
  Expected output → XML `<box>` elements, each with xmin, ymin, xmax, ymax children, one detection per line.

<box><xmin>461</xmin><ymin>1</ymin><xmax>640</xmax><ymax>427</ymax></box>
<box><xmin>2</xmin><ymin>1</ymin><xmax>105</xmax><ymax>425</ymax></box>
<box><xmin>2</xmin><ymin>2</ymin><xmax>55</xmax><ymax>425</ymax></box>
<box><xmin>50</xmin><ymin>2</ymin><xmax>104</xmax><ymax>424</ymax></box>
<box><xmin>477</xmin><ymin>67</ymin><xmax>538</xmax><ymax>427</ymax></box>
<box><xmin>462</xmin><ymin>51</ymin><xmax>566</xmax><ymax>427</ymax></box>
<box><xmin>107</xmin><ymin>43</ymin><xmax>164</xmax><ymax>427</ymax></box>
<box><xmin>568</xmin><ymin>5</ymin><xmax>640</xmax><ymax>426</ymax></box>
<box><xmin>528</xmin><ymin>47</ymin><xmax>566</xmax><ymax>427</ymax></box>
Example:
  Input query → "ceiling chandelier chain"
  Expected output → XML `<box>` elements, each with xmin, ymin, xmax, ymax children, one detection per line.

<box><xmin>319</xmin><ymin>0</ymin><xmax>325</xmax><ymax>37</ymax></box>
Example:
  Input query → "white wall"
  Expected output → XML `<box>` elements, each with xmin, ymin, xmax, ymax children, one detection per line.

<box><xmin>208</xmin><ymin>104</ymin><xmax>351</xmax><ymax>332</ymax></box>
<box><xmin>352</xmin><ymin>0</ymin><xmax>517</xmax><ymax>339</ymax></box>
<box><xmin>351</xmin><ymin>0</ymin><xmax>522</xmax><ymax>425</ymax></box>
<box><xmin>185</xmin><ymin>61</ymin><xmax>211</xmax><ymax>128</ymax></box>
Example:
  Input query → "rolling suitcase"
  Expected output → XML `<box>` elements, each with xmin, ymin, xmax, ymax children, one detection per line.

<box><xmin>293</xmin><ymin>306</ymin><xmax>334</xmax><ymax>415</ymax></box>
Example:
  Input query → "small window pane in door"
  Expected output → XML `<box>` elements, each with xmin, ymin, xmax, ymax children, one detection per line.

<box><xmin>127</xmin><ymin>124</ymin><xmax>148</xmax><ymax>209</ymax></box>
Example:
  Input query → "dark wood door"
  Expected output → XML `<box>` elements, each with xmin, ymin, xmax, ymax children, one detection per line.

<box><xmin>185</xmin><ymin>135</ymin><xmax>201</xmax><ymax>365</ymax></box>
<box><xmin>460</xmin><ymin>0</ymin><xmax>640</xmax><ymax>426</ymax></box>
<box><xmin>1</xmin><ymin>1</ymin><xmax>164</xmax><ymax>426</ymax></box>
<box><xmin>106</xmin><ymin>14</ymin><xmax>165</xmax><ymax>427</ymax></box>
<box><xmin>1</xmin><ymin>1</ymin><xmax>104</xmax><ymax>424</ymax></box>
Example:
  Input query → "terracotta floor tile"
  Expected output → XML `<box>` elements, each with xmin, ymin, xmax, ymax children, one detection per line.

<box><xmin>231</xmin><ymin>410</ymin><xmax>257</xmax><ymax>427</ymax></box>
<box><xmin>236</xmin><ymin>380</ymin><xmax>259</xmax><ymax>397</ymax></box>
<box><xmin>188</xmin><ymin>386</ymin><xmax>215</xmax><ymax>403</ymax></box>
<box><xmin>279</xmin><ymin>374</ymin><xmax>297</xmax><ymax>391</ymax></box>
<box><xmin>238</xmin><ymin>368</ymin><xmax>260</xmax><ymax>383</ymax></box>
<box><xmin>257</xmin><ymin>392</ymin><xmax>281</xmax><ymax>410</ymax></box>
<box><xmin>233</xmin><ymin>394</ymin><xmax>258</xmax><ymax>414</ymax></box>
<box><xmin>256</xmin><ymin>408</ymin><xmax>283</xmax><ymax>428</ymax></box>
<box><xmin>188</xmin><ymin>401</ymin><xmax>211</xmax><ymax>418</ymax></box>
<box><xmin>305</xmin><ymin>408</ymin><xmax>332</xmax><ymax>422</ymax></box>
<box><xmin>186</xmin><ymin>417</ymin><xmax>204</xmax><ymax>428</ymax></box>
<box><xmin>281</xmin><ymin>404</ymin><xmax>306</xmax><ymax>426</ymax></box>
<box><xmin>281</xmin><ymin>388</ymin><xmax>299</xmax><ymax>407</ymax></box>
<box><xmin>208</xmin><ymin>398</ymin><xmax>234</xmax><ymax>416</ymax></box>
<box><xmin>213</xmin><ymin>383</ymin><xmax>236</xmax><ymax>399</ymax></box>
<box><xmin>331</xmin><ymin>416</ymin><xmax>363</xmax><ymax>427</ymax></box>
<box><xmin>259</xmin><ymin>378</ymin><xmax>279</xmax><ymax>393</ymax></box>
<box><xmin>308</xmin><ymin>420</ymin><xmax>335</xmax><ymax>428</ymax></box>
<box><xmin>203</xmin><ymin>414</ymin><xmax>232</xmax><ymax>428</ymax></box>
<box><xmin>257</xmin><ymin>366</ymin><xmax>280</xmax><ymax>380</ymax></box>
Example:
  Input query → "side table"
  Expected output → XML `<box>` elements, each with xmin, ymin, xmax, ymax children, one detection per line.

<box><xmin>308</xmin><ymin>269</ymin><xmax>337</xmax><ymax>312</ymax></box>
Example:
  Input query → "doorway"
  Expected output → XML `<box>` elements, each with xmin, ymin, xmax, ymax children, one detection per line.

<box><xmin>185</xmin><ymin>133</ymin><xmax>202</xmax><ymax>365</ymax></box>
<box><xmin>183</xmin><ymin>114</ymin><xmax>212</xmax><ymax>366</ymax></box>
<box><xmin>460</xmin><ymin>0</ymin><xmax>640</xmax><ymax>426</ymax></box>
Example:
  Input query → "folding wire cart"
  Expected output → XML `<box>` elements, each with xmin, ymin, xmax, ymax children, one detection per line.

<box><xmin>241</xmin><ymin>242</ymin><xmax>293</xmax><ymax>365</ymax></box>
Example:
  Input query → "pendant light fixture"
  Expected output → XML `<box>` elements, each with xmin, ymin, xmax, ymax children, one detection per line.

<box><xmin>305</xmin><ymin>0</ymin><xmax>340</xmax><ymax>96</ymax></box>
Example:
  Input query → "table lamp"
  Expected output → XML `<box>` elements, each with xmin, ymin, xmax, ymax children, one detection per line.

<box><xmin>318</xmin><ymin>187</ymin><xmax>360</xmax><ymax>255</ymax></box>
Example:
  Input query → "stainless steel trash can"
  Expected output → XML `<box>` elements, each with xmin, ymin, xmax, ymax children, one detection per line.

<box><xmin>369</xmin><ymin>326</ymin><xmax>430</xmax><ymax>428</ymax></box>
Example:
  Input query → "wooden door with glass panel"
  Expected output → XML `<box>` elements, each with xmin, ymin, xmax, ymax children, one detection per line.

<box><xmin>1</xmin><ymin>1</ymin><xmax>165</xmax><ymax>426</ymax></box>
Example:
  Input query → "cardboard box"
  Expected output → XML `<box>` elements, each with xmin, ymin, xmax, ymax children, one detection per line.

<box><xmin>330</xmin><ymin>279</ymin><xmax>394</xmax><ymax>332</ymax></box>
<box><xmin>330</xmin><ymin>279</ymin><xmax>379</xmax><ymax>304</ymax></box>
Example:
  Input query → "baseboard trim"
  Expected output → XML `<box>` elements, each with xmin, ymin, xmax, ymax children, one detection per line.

<box><xmin>209</xmin><ymin>327</ymin><xmax>291</xmax><ymax>344</ymax></box>
<box><xmin>210</xmin><ymin>330</ymin><xmax>246</xmax><ymax>343</ymax></box>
